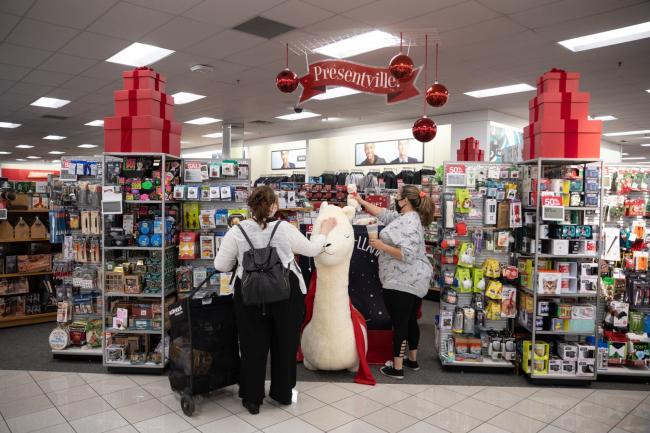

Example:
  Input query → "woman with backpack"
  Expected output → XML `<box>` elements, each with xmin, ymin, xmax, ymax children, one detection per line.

<box><xmin>214</xmin><ymin>185</ymin><xmax>337</xmax><ymax>415</ymax></box>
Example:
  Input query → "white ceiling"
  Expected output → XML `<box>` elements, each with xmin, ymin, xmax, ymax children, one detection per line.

<box><xmin>0</xmin><ymin>0</ymin><xmax>649</xmax><ymax>161</ymax></box>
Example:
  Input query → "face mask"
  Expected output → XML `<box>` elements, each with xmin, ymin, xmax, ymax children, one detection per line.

<box><xmin>395</xmin><ymin>198</ymin><xmax>406</xmax><ymax>213</ymax></box>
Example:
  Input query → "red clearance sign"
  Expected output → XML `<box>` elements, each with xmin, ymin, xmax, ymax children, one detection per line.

<box><xmin>299</xmin><ymin>60</ymin><xmax>420</xmax><ymax>104</ymax></box>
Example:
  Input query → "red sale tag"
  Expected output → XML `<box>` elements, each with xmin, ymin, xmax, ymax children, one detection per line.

<box><xmin>445</xmin><ymin>164</ymin><xmax>466</xmax><ymax>174</ymax></box>
<box><xmin>541</xmin><ymin>196</ymin><xmax>562</xmax><ymax>207</ymax></box>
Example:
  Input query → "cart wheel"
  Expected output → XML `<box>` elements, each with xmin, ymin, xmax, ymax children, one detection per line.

<box><xmin>181</xmin><ymin>391</ymin><xmax>194</xmax><ymax>417</ymax></box>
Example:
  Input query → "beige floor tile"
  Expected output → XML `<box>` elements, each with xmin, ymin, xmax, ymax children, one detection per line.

<box><xmin>128</xmin><ymin>374</ymin><xmax>166</xmax><ymax>386</ymax></box>
<box><xmin>568</xmin><ymin>400</ymin><xmax>626</xmax><ymax>427</ymax></box>
<box><xmin>584</xmin><ymin>391</ymin><xmax>644</xmax><ymax>412</ymax></box>
<box><xmin>452</xmin><ymin>397</ymin><xmax>503</xmax><ymax>422</ymax></box>
<box><xmin>551</xmin><ymin>412</ymin><xmax>611</xmax><ymax>433</ymax></box>
<box><xmin>441</xmin><ymin>385</ymin><xmax>487</xmax><ymax>397</ymax></box>
<box><xmin>416</xmin><ymin>386</ymin><xmax>468</xmax><ymax>408</ymax></box>
<box><xmin>331</xmin><ymin>394</ymin><xmax>384</xmax><ymax>417</ymax></box>
<box><xmin>399</xmin><ymin>421</ymin><xmax>450</xmax><ymax>433</ymax></box>
<box><xmin>37</xmin><ymin>375</ymin><xmax>86</xmax><ymax>394</ymax></box>
<box><xmin>471</xmin><ymin>424</ymin><xmax>511</xmax><ymax>433</ymax></box>
<box><xmin>159</xmin><ymin>393</ymin><xmax>183</xmax><ymax>411</ymax></box>
<box><xmin>616</xmin><ymin>414</ymin><xmax>650</xmax><ymax>433</ymax></box>
<box><xmin>104</xmin><ymin>426</ymin><xmax>138</xmax><ymax>433</ymax></box>
<box><xmin>361</xmin><ymin>384</ymin><xmax>411</xmax><ymax>405</ymax></box>
<box><xmin>29</xmin><ymin>372</ymin><xmax>77</xmax><ymax>383</ymax></box>
<box><xmin>69</xmin><ymin>409</ymin><xmax>128</xmax><ymax>433</ymax></box>
<box><xmin>176</xmin><ymin>400</ymin><xmax>232</xmax><ymax>427</ymax></box>
<box><xmin>237</xmin><ymin>404</ymin><xmax>293</xmax><ymax>430</ymax></box>
<box><xmin>263</xmin><ymin>416</ymin><xmax>323</xmax><ymax>433</ymax></box>
<box><xmin>386</xmin><ymin>383</ymin><xmax>433</xmax><ymax>395</ymax></box>
<box><xmin>0</xmin><ymin>417</ymin><xmax>8</xmax><ymax>433</ymax></box>
<box><xmin>631</xmin><ymin>401</ymin><xmax>650</xmax><ymax>420</ymax></box>
<box><xmin>134</xmin><ymin>412</ymin><xmax>193</xmax><ymax>433</ymax></box>
<box><xmin>117</xmin><ymin>398</ymin><xmax>173</xmax><ymax>424</ymax></box>
<box><xmin>6</xmin><ymin>407</ymin><xmax>67</xmax><ymax>433</ymax></box>
<box><xmin>294</xmin><ymin>381</ymin><xmax>326</xmax><ymax>392</ymax></box>
<box><xmin>47</xmin><ymin>384</ymin><xmax>98</xmax><ymax>407</ymax></box>
<box><xmin>281</xmin><ymin>392</ymin><xmax>326</xmax><ymax>416</ymax></box>
<box><xmin>90</xmin><ymin>376</ymin><xmax>139</xmax><ymax>395</ymax></box>
<box><xmin>335</xmin><ymin>381</ymin><xmax>376</xmax><ymax>394</ymax></box>
<box><xmin>141</xmin><ymin>378</ymin><xmax>175</xmax><ymax>397</ymax></box>
<box><xmin>488</xmin><ymin>410</ymin><xmax>546</xmax><ymax>433</ymax></box>
<box><xmin>472</xmin><ymin>387</ymin><xmax>522</xmax><ymax>409</ymax></box>
<box><xmin>551</xmin><ymin>388</ymin><xmax>594</xmax><ymax>400</ymax></box>
<box><xmin>424</xmin><ymin>408</ymin><xmax>483</xmax><ymax>433</ymax></box>
<box><xmin>303</xmin><ymin>383</ymin><xmax>354</xmax><ymax>404</ymax></box>
<box><xmin>0</xmin><ymin>381</ymin><xmax>43</xmax><ymax>404</ymax></box>
<box><xmin>362</xmin><ymin>406</ymin><xmax>418</xmax><ymax>433</ymax></box>
<box><xmin>102</xmin><ymin>386</ymin><xmax>154</xmax><ymax>409</ymax></box>
<box><xmin>299</xmin><ymin>405</ymin><xmax>355</xmax><ymax>431</ymax></box>
<box><xmin>510</xmin><ymin>398</ymin><xmax>565</xmax><ymax>423</ymax></box>
<box><xmin>528</xmin><ymin>390</ymin><xmax>581</xmax><ymax>410</ymax></box>
<box><xmin>328</xmin><ymin>419</ymin><xmax>387</xmax><ymax>433</ymax></box>
<box><xmin>538</xmin><ymin>426</ymin><xmax>572</xmax><ymax>433</ymax></box>
<box><xmin>57</xmin><ymin>395</ymin><xmax>113</xmax><ymax>421</ymax></box>
<box><xmin>392</xmin><ymin>395</ymin><xmax>444</xmax><ymax>419</ymax></box>
<box><xmin>198</xmin><ymin>415</ymin><xmax>257</xmax><ymax>433</ymax></box>
<box><xmin>211</xmin><ymin>393</ymin><xmax>247</xmax><ymax>414</ymax></box>
<box><xmin>0</xmin><ymin>371</ymin><xmax>34</xmax><ymax>390</ymax></box>
<box><xmin>31</xmin><ymin>424</ymin><xmax>75</xmax><ymax>433</ymax></box>
<box><xmin>0</xmin><ymin>393</ymin><xmax>52</xmax><ymax>419</ymax></box>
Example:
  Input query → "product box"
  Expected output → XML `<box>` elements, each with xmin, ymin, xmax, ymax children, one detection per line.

<box><xmin>562</xmin><ymin>360</ymin><xmax>576</xmax><ymax>375</ymax></box>
<box><xmin>122</xmin><ymin>68</ymin><xmax>166</xmax><ymax>92</ymax></box>
<box><xmin>576</xmin><ymin>359</ymin><xmax>595</xmax><ymax>376</ymax></box>
<box><xmin>113</xmin><ymin>89</ymin><xmax>174</xmax><ymax>120</ymax></box>
<box><xmin>578</xmin><ymin>344</ymin><xmax>596</xmax><ymax>360</ymax></box>
<box><xmin>132</xmin><ymin>304</ymin><xmax>153</xmax><ymax>319</ymax></box>
<box><xmin>548</xmin><ymin>358</ymin><xmax>563</xmax><ymax>375</ymax></box>
<box><xmin>178</xmin><ymin>232</ymin><xmax>198</xmax><ymax>260</ymax></box>
<box><xmin>541</xmin><ymin>239</ymin><xmax>569</xmax><ymax>255</ymax></box>
<box><xmin>104</xmin><ymin>115</ymin><xmax>181</xmax><ymax>156</ymax></box>
<box><xmin>558</xmin><ymin>343</ymin><xmax>578</xmax><ymax>361</ymax></box>
<box><xmin>17</xmin><ymin>254</ymin><xmax>51</xmax><ymax>273</ymax></box>
<box><xmin>538</xmin><ymin>271</ymin><xmax>562</xmax><ymax>295</ymax></box>
<box><xmin>579</xmin><ymin>275</ymin><xmax>598</xmax><ymax>293</ymax></box>
<box><xmin>200</xmin><ymin>235</ymin><xmax>215</xmax><ymax>260</ymax></box>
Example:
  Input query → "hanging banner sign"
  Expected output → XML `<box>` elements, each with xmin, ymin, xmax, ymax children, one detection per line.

<box><xmin>299</xmin><ymin>60</ymin><xmax>420</xmax><ymax>104</ymax></box>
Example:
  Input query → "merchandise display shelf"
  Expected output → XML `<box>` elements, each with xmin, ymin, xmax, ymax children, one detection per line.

<box><xmin>103</xmin><ymin>245</ymin><xmax>176</xmax><ymax>251</ymax></box>
<box><xmin>0</xmin><ymin>271</ymin><xmax>53</xmax><ymax>278</ymax></box>
<box><xmin>0</xmin><ymin>238</ymin><xmax>50</xmax><ymax>243</ymax></box>
<box><xmin>104</xmin><ymin>291</ymin><xmax>175</xmax><ymax>298</ymax></box>
<box><xmin>125</xmin><ymin>200</ymin><xmax>179</xmax><ymax>204</ymax></box>
<box><xmin>519</xmin><ymin>287</ymin><xmax>597</xmax><ymax>298</ymax></box>
<box><xmin>441</xmin><ymin>358</ymin><xmax>514</xmax><ymax>368</ymax></box>
<box><xmin>0</xmin><ymin>312</ymin><xmax>56</xmax><ymax>328</ymax></box>
<box><xmin>598</xmin><ymin>366</ymin><xmax>650</xmax><ymax>377</ymax></box>
<box><xmin>105</xmin><ymin>328</ymin><xmax>162</xmax><ymax>335</ymax></box>
<box><xmin>531</xmin><ymin>373</ymin><xmax>594</xmax><ymax>381</ymax></box>
<box><xmin>7</xmin><ymin>209</ymin><xmax>50</xmax><ymax>213</ymax></box>
<box><xmin>52</xmin><ymin>347</ymin><xmax>102</xmax><ymax>356</ymax></box>
<box><xmin>104</xmin><ymin>360</ymin><xmax>164</xmax><ymax>369</ymax></box>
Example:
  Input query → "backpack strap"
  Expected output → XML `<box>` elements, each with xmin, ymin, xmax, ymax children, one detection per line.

<box><xmin>267</xmin><ymin>221</ymin><xmax>283</xmax><ymax>247</ymax></box>
<box><xmin>236</xmin><ymin>224</ymin><xmax>256</xmax><ymax>250</ymax></box>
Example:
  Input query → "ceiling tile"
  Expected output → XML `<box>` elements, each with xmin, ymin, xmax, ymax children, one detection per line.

<box><xmin>88</xmin><ymin>2</ymin><xmax>173</xmax><ymax>40</ymax></box>
<box><xmin>121</xmin><ymin>0</ymin><xmax>203</xmax><ymax>14</ymax></box>
<box><xmin>398</xmin><ymin>1</ymin><xmax>501</xmax><ymax>33</ymax></box>
<box><xmin>8</xmin><ymin>82</ymin><xmax>55</xmax><ymax>98</ymax></box>
<box><xmin>0</xmin><ymin>13</ymin><xmax>20</xmax><ymax>40</ymax></box>
<box><xmin>186</xmin><ymin>29</ymin><xmax>266</xmax><ymax>59</ymax></box>
<box><xmin>40</xmin><ymin>53</ymin><xmax>98</xmax><ymax>75</ymax></box>
<box><xmin>261</xmin><ymin>1</ymin><xmax>334</xmax><ymax>28</ymax></box>
<box><xmin>61</xmin><ymin>31</ymin><xmax>130</xmax><ymax>60</ymax></box>
<box><xmin>80</xmin><ymin>61</ymin><xmax>130</xmax><ymax>81</ymax></box>
<box><xmin>0</xmin><ymin>43</ymin><xmax>52</xmax><ymax>68</ymax></box>
<box><xmin>0</xmin><ymin>79</ymin><xmax>16</xmax><ymax>94</ymax></box>
<box><xmin>47</xmin><ymin>87</ymin><xmax>88</xmax><ymax>101</ymax></box>
<box><xmin>223</xmin><ymin>41</ymin><xmax>287</xmax><ymax>67</ymax></box>
<box><xmin>22</xmin><ymin>69</ymin><xmax>75</xmax><ymax>87</ymax></box>
<box><xmin>302</xmin><ymin>14</ymin><xmax>371</xmax><ymax>37</ymax></box>
<box><xmin>7</xmin><ymin>18</ymin><xmax>79</xmax><ymax>51</ymax></box>
<box><xmin>141</xmin><ymin>16</ymin><xmax>220</xmax><ymax>51</ymax></box>
<box><xmin>0</xmin><ymin>63</ymin><xmax>30</xmax><ymax>81</ymax></box>
<box><xmin>477</xmin><ymin>0</ymin><xmax>560</xmax><ymax>14</ymax></box>
<box><xmin>343</xmin><ymin>0</ymin><xmax>466</xmax><ymax>26</ymax></box>
<box><xmin>0</xmin><ymin>0</ymin><xmax>35</xmax><ymax>15</ymax></box>
<box><xmin>182</xmin><ymin>0</ymin><xmax>285</xmax><ymax>27</ymax></box>
<box><xmin>27</xmin><ymin>0</ymin><xmax>118</xmax><ymax>29</ymax></box>
<box><xmin>441</xmin><ymin>16</ymin><xmax>527</xmax><ymax>48</ymax></box>
<box><xmin>301</xmin><ymin>0</ymin><xmax>376</xmax><ymax>13</ymax></box>
<box><xmin>59</xmin><ymin>76</ymin><xmax>114</xmax><ymax>92</ymax></box>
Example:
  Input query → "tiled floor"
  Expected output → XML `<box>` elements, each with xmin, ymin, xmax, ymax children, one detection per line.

<box><xmin>0</xmin><ymin>370</ymin><xmax>648</xmax><ymax>433</ymax></box>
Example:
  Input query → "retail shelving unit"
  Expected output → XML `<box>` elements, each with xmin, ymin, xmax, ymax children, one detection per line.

<box><xmin>101</xmin><ymin>152</ymin><xmax>180</xmax><ymax>371</ymax></box>
<box><xmin>517</xmin><ymin>158</ymin><xmax>602</xmax><ymax>381</ymax></box>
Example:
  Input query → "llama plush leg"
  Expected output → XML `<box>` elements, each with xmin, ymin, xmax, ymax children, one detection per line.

<box><xmin>347</xmin><ymin>362</ymin><xmax>359</xmax><ymax>373</ymax></box>
<box><xmin>303</xmin><ymin>358</ymin><xmax>316</xmax><ymax>371</ymax></box>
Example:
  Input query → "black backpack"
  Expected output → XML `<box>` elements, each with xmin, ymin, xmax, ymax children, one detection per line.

<box><xmin>237</xmin><ymin>222</ymin><xmax>291</xmax><ymax>306</ymax></box>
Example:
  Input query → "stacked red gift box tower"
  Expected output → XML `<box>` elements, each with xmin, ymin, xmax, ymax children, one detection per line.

<box><xmin>523</xmin><ymin>68</ymin><xmax>602</xmax><ymax>160</ymax></box>
<box><xmin>457</xmin><ymin>136</ymin><xmax>484</xmax><ymax>161</ymax></box>
<box><xmin>104</xmin><ymin>67</ymin><xmax>182</xmax><ymax>156</ymax></box>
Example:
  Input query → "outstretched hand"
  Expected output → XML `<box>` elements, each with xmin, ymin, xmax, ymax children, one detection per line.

<box><xmin>320</xmin><ymin>217</ymin><xmax>338</xmax><ymax>235</ymax></box>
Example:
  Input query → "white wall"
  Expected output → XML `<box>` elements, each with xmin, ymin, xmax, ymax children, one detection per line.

<box><xmin>248</xmin><ymin>140</ymin><xmax>306</xmax><ymax>181</ymax></box>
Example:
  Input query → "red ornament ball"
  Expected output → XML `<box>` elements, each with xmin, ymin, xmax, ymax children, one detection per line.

<box><xmin>276</xmin><ymin>69</ymin><xmax>298</xmax><ymax>93</ymax></box>
<box><xmin>426</xmin><ymin>82</ymin><xmax>449</xmax><ymax>107</ymax></box>
<box><xmin>388</xmin><ymin>53</ymin><xmax>414</xmax><ymax>81</ymax></box>
<box><xmin>412</xmin><ymin>116</ymin><xmax>437</xmax><ymax>143</ymax></box>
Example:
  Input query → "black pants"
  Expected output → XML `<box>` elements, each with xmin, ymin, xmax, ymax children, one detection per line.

<box><xmin>382</xmin><ymin>289</ymin><xmax>422</xmax><ymax>358</ymax></box>
<box><xmin>233</xmin><ymin>273</ymin><xmax>305</xmax><ymax>405</ymax></box>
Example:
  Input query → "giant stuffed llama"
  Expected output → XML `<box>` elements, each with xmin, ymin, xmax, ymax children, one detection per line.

<box><xmin>301</xmin><ymin>203</ymin><xmax>374</xmax><ymax>384</ymax></box>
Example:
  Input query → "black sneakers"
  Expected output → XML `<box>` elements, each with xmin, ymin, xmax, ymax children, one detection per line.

<box><xmin>380</xmin><ymin>365</ymin><xmax>404</xmax><ymax>379</ymax></box>
<box><xmin>242</xmin><ymin>400</ymin><xmax>260</xmax><ymax>415</ymax></box>
<box><xmin>403</xmin><ymin>359</ymin><xmax>420</xmax><ymax>371</ymax></box>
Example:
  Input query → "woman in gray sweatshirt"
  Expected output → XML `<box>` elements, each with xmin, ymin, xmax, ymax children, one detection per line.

<box><xmin>354</xmin><ymin>185</ymin><xmax>433</xmax><ymax>379</ymax></box>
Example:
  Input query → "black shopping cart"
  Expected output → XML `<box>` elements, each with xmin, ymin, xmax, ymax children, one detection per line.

<box><xmin>168</xmin><ymin>273</ymin><xmax>240</xmax><ymax>416</ymax></box>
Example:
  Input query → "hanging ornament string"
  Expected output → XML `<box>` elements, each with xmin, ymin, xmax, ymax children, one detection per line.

<box><xmin>435</xmin><ymin>43</ymin><xmax>439</xmax><ymax>84</ymax></box>
<box><xmin>423</xmin><ymin>33</ymin><xmax>428</xmax><ymax>117</ymax></box>
<box><xmin>400</xmin><ymin>32</ymin><xmax>403</xmax><ymax>53</ymax></box>
<box><xmin>285</xmin><ymin>43</ymin><xmax>289</xmax><ymax>69</ymax></box>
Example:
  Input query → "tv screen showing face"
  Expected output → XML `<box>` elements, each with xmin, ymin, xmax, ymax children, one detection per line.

<box><xmin>271</xmin><ymin>148</ymin><xmax>307</xmax><ymax>170</ymax></box>
<box><xmin>355</xmin><ymin>139</ymin><xmax>424</xmax><ymax>166</ymax></box>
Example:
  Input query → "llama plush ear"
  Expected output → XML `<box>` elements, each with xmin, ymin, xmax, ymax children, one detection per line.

<box><xmin>342</xmin><ymin>205</ymin><xmax>355</xmax><ymax>221</ymax></box>
<box><xmin>320</xmin><ymin>201</ymin><xmax>329</xmax><ymax>209</ymax></box>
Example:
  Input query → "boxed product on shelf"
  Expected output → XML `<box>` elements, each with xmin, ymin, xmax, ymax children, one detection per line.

<box><xmin>537</xmin><ymin>271</ymin><xmax>562</xmax><ymax>295</ymax></box>
<box><xmin>179</xmin><ymin>232</ymin><xmax>198</xmax><ymax>260</ymax></box>
<box><xmin>576</xmin><ymin>359</ymin><xmax>595</xmax><ymax>376</ymax></box>
<box><xmin>562</xmin><ymin>360</ymin><xmax>576</xmax><ymax>375</ymax></box>
<box><xmin>17</xmin><ymin>254</ymin><xmax>51</xmax><ymax>273</ymax></box>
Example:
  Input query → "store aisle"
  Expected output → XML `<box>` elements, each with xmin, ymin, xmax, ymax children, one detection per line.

<box><xmin>0</xmin><ymin>369</ymin><xmax>649</xmax><ymax>433</ymax></box>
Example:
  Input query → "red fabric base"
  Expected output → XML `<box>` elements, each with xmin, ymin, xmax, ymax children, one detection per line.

<box><xmin>366</xmin><ymin>330</ymin><xmax>394</xmax><ymax>365</ymax></box>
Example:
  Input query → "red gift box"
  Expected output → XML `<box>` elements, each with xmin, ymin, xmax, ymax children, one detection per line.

<box><xmin>104</xmin><ymin>115</ymin><xmax>181</xmax><ymax>156</ymax></box>
<box><xmin>529</xmin><ymin>92</ymin><xmax>590</xmax><ymax>122</ymax></box>
<box><xmin>114</xmin><ymin>89</ymin><xmax>174</xmax><ymax>120</ymax></box>
<box><xmin>537</xmin><ymin>69</ymin><xmax>580</xmax><ymax>94</ymax></box>
<box><xmin>523</xmin><ymin>131</ymin><xmax>600</xmax><ymax>159</ymax></box>
<box><xmin>122</xmin><ymin>67</ymin><xmax>166</xmax><ymax>92</ymax></box>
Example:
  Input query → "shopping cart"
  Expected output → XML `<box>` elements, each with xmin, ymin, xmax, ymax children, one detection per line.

<box><xmin>168</xmin><ymin>272</ymin><xmax>240</xmax><ymax>416</ymax></box>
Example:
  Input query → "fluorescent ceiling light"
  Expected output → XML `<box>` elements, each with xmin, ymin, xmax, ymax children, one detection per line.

<box><xmin>622</xmin><ymin>152</ymin><xmax>629</xmax><ymax>155</ymax></box>
<box><xmin>275</xmin><ymin>111</ymin><xmax>321</xmax><ymax>120</ymax></box>
<box><xmin>641</xmin><ymin>143</ymin><xmax>650</xmax><ymax>147</ymax></box>
<box><xmin>31</xmin><ymin>97</ymin><xmax>70</xmax><ymax>108</ymax></box>
<box><xmin>558</xmin><ymin>21</ymin><xmax>650</xmax><ymax>52</ymax></box>
<box><xmin>202</xmin><ymin>132</ymin><xmax>223</xmax><ymax>138</ymax></box>
<box><xmin>106</xmin><ymin>42</ymin><xmax>174</xmax><ymax>67</ymax></box>
<box><xmin>85</xmin><ymin>120</ymin><xmax>104</xmax><ymax>127</ymax></box>
<box><xmin>0</xmin><ymin>122</ymin><xmax>21</xmax><ymax>128</ymax></box>
<box><xmin>312</xmin><ymin>87</ymin><xmax>361</xmax><ymax>100</ymax></box>
<box><xmin>78</xmin><ymin>144</ymin><xmax>97</xmax><ymax>148</ymax></box>
<box><xmin>15</xmin><ymin>158</ymin><xmax>26</xmax><ymax>162</ymax></box>
<box><xmin>588</xmin><ymin>115</ymin><xmax>617</xmax><ymax>121</ymax></box>
<box><xmin>313</xmin><ymin>30</ymin><xmax>400</xmax><ymax>59</ymax></box>
<box><xmin>43</xmin><ymin>135</ymin><xmax>66</xmax><ymax>140</ymax></box>
<box><xmin>647</xmin><ymin>89</ymin><xmax>650</xmax><ymax>93</ymax></box>
<box><xmin>0</xmin><ymin>151</ymin><xmax>10</xmax><ymax>155</ymax></box>
<box><xmin>185</xmin><ymin>117</ymin><xmax>221</xmax><ymax>125</ymax></box>
<box><xmin>622</xmin><ymin>156</ymin><xmax>647</xmax><ymax>160</ymax></box>
<box><xmin>48</xmin><ymin>151</ymin><xmax>65</xmax><ymax>155</ymax></box>
<box><xmin>172</xmin><ymin>92</ymin><xmax>206</xmax><ymax>105</ymax></box>
<box><xmin>26</xmin><ymin>156</ymin><xmax>41</xmax><ymax>159</ymax></box>
<box><xmin>604</xmin><ymin>129</ymin><xmax>650</xmax><ymax>137</ymax></box>
<box><xmin>322</xmin><ymin>117</ymin><xmax>343</xmax><ymax>122</ymax></box>
<box><xmin>16</xmin><ymin>144</ymin><xmax>34</xmax><ymax>149</ymax></box>
<box><xmin>465</xmin><ymin>83</ymin><xmax>535</xmax><ymax>98</ymax></box>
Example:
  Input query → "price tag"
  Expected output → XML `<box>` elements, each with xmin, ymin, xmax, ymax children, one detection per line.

<box><xmin>541</xmin><ymin>195</ymin><xmax>564</xmax><ymax>221</ymax></box>
<box><xmin>445</xmin><ymin>164</ymin><xmax>466</xmax><ymax>187</ymax></box>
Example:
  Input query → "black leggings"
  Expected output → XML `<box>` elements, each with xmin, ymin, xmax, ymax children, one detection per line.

<box><xmin>382</xmin><ymin>289</ymin><xmax>422</xmax><ymax>358</ymax></box>
<box><xmin>233</xmin><ymin>273</ymin><xmax>305</xmax><ymax>405</ymax></box>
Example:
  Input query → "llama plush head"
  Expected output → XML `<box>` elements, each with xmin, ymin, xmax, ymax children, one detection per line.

<box><xmin>313</xmin><ymin>202</ymin><xmax>355</xmax><ymax>267</ymax></box>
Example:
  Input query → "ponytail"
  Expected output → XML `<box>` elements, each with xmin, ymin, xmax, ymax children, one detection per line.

<box><xmin>400</xmin><ymin>184</ymin><xmax>434</xmax><ymax>226</ymax></box>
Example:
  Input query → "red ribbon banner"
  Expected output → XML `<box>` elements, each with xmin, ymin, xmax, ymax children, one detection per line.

<box><xmin>298</xmin><ymin>60</ymin><xmax>420</xmax><ymax>104</ymax></box>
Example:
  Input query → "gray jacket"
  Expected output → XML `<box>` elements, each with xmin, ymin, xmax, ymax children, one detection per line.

<box><xmin>377</xmin><ymin>209</ymin><xmax>432</xmax><ymax>298</ymax></box>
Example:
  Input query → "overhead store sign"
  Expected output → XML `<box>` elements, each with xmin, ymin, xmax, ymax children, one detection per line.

<box><xmin>299</xmin><ymin>60</ymin><xmax>420</xmax><ymax>104</ymax></box>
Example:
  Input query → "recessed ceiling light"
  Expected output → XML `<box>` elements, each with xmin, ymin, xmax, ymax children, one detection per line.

<box><xmin>48</xmin><ymin>151</ymin><xmax>65</xmax><ymax>155</ymax></box>
<box><xmin>16</xmin><ymin>144</ymin><xmax>34</xmax><ymax>149</ymax></box>
<box><xmin>558</xmin><ymin>21</ymin><xmax>650</xmax><ymax>52</ymax></box>
<box><xmin>622</xmin><ymin>152</ymin><xmax>629</xmax><ymax>155</ymax></box>
<box><xmin>588</xmin><ymin>115</ymin><xmax>617</xmax><ymax>121</ymax></box>
<box><xmin>622</xmin><ymin>156</ymin><xmax>647</xmax><ymax>160</ymax></box>
<box><xmin>314</xmin><ymin>30</ymin><xmax>400</xmax><ymax>59</ymax></box>
<box><xmin>30</xmin><ymin>97</ymin><xmax>70</xmax><ymax>108</ymax></box>
<box><xmin>172</xmin><ymin>92</ymin><xmax>206</xmax><ymax>105</ymax></box>
<box><xmin>641</xmin><ymin>143</ymin><xmax>650</xmax><ymax>147</ymax></box>
<box><xmin>85</xmin><ymin>120</ymin><xmax>104</xmax><ymax>127</ymax></box>
<box><xmin>0</xmin><ymin>151</ymin><xmax>11</xmax><ymax>155</ymax></box>
<box><xmin>464</xmin><ymin>84</ymin><xmax>535</xmax><ymax>98</ymax></box>
<box><xmin>202</xmin><ymin>132</ymin><xmax>223</xmax><ymax>138</ymax></box>
<box><xmin>312</xmin><ymin>87</ymin><xmax>361</xmax><ymax>100</ymax></box>
<box><xmin>275</xmin><ymin>111</ymin><xmax>321</xmax><ymax>120</ymax></box>
<box><xmin>106</xmin><ymin>42</ymin><xmax>175</xmax><ymax>67</ymax></box>
<box><xmin>0</xmin><ymin>122</ymin><xmax>21</xmax><ymax>128</ymax></box>
<box><xmin>646</xmin><ymin>89</ymin><xmax>650</xmax><ymax>93</ymax></box>
<box><xmin>604</xmin><ymin>129</ymin><xmax>650</xmax><ymax>137</ymax></box>
<box><xmin>26</xmin><ymin>156</ymin><xmax>41</xmax><ymax>159</ymax></box>
<box><xmin>43</xmin><ymin>135</ymin><xmax>66</xmax><ymax>140</ymax></box>
<box><xmin>78</xmin><ymin>144</ymin><xmax>98</xmax><ymax>148</ymax></box>
<box><xmin>185</xmin><ymin>117</ymin><xmax>221</xmax><ymax>125</ymax></box>
<box><xmin>15</xmin><ymin>158</ymin><xmax>26</xmax><ymax>162</ymax></box>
